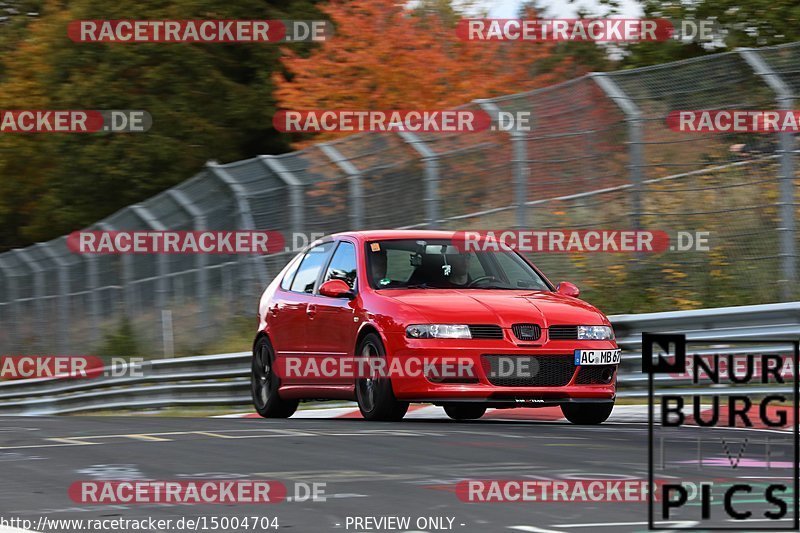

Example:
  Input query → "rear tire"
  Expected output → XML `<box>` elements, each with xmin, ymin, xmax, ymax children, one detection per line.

<box><xmin>355</xmin><ymin>333</ymin><xmax>409</xmax><ymax>421</ymax></box>
<box><xmin>251</xmin><ymin>336</ymin><xmax>299</xmax><ymax>418</ymax></box>
<box><xmin>561</xmin><ymin>402</ymin><xmax>613</xmax><ymax>425</ymax></box>
<box><xmin>443</xmin><ymin>404</ymin><xmax>486</xmax><ymax>421</ymax></box>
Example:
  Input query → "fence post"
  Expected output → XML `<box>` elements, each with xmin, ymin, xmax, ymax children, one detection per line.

<box><xmin>97</xmin><ymin>221</ymin><xmax>131</xmax><ymax>321</ymax></box>
<box><xmin>130</xmin><ymin>204</ymin><xmax>169</xmax><ymax>310</ymax></box>
<box><xmin>319</xmin><ymin>143</ymin><xmax>364</xmax><ymax>230</ymax></box>
<box><xmin>591</xmin><ymin>73</ymin><xmax>644</xmax><ymax>232</ymax></box>
<box><xmin>206</xmin><ymin>161</ymin><xmax>268</xmax><ymax>305</ymax></box>
<box><xmin>86</xmin><ymin>254</ymin><xmax>100</xmax><ymax>346</ymax></box>
<box><xmin>397</xmin><ymin>131</ymin><xmax>440</xmax><ymax>228</ymax></box>
<box><xmin>476</xmin><ymin>99</ymin><xmax>529</xmax><ymax>228</ymax></box>
<box><xmin>739</xmin><ymin>48</ymin><xmax>797</xmax><ymax>301</ymax></box>
<box><xmin>13</xmin><ymin>249</ymin><xmax>44</xmax><ymax>352</ymax></box>
<box><xmin>168</xmin><ymin>189</ymin><xmax>209</xmax><ymax>335</ymax></box>
<box><xmin>0</xmin><ymin>257</ymin><xmax>18</xmax><ymax>352</ymax></box>
<box><xmin>259</xmin><ymin>155</ymin><xmax>306</xmax><ymax>239</ymax></box>
<box><xmin>36</xmin><ymin>242</ymin><xmax>71</xmax><ymax>354</ymax></box>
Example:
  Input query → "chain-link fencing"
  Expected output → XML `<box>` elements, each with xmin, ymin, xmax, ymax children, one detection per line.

<box><xmin>1</xmin><ymin>43</ymin><xmax>798</xmax><ymax>356</ymax></box>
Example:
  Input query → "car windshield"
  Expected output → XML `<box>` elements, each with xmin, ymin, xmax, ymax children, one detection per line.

<box><xmin>366</xmin><ymin>239</ymin><xmax>551</xmax><ymax>290</ymax></box>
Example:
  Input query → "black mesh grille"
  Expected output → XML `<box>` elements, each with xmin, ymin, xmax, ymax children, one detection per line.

<box><xmin>481</xmin><ymin>355</ymin><xmax>576</xmax><ymax>387</ymax></box>
<box><xmin>575</xmin><ymin>365</ymin><xmax>617</xmax><ymax>385</ymax></box>
<box><xmin>468</xmin><ymin>325</ymin><xmax>504</xmax><ymax>339</ymax></box>
<box><xmin>549</xmin><ymin>326</ymin><xmax>579</xmax><ymax>340</ymax></box>
<box><xmin>512</xmin><ymin>324</ymin><xmax>541</xmax><ymax>341</ymax></box>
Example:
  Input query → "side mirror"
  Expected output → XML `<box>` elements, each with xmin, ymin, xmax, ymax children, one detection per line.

<box><xmin>556</xmin><ymin>281</ymin><xmax>580</xmax><ymax>298</ymax></box>
<box><xmin>319</xmin><ymin>279</ymin><xmax>355</xmax><ymax>299</ymax></box>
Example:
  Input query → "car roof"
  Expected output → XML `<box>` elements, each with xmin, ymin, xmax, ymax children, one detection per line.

<box><xmin>331</xmin><ymin>230</ymin><xmax>457</xmax><ymax>242</ymax></box>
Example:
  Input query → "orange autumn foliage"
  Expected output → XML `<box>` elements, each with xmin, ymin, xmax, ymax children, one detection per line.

<box><xmin>275</xmin><ymin>0</ymin><xmax>571</xmax><ymax>146</ymax></box>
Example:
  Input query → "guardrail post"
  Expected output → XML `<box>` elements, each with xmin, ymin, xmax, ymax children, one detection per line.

<box><xmin>476</xmin><ymin>99</ymin><xmax>529</xmax><ymax>228</ymax></box>
<box><xmin>168</xmin><ymin>189</ymin><xmax>209</xmax><ymax>335</ymax></box>
<box><xmin>591</xmin><ymin>73</ymin><xmax>644</xmax><ymax>232</ymax></box>
<box><xmin>319</xmin><ymin>143</ymin><xmax>364</xmax><ymax>230</ymax></box>
<box><xmin>36</xmin><ymin>242</ymin><xmax>71</xmax><ymax>354</ymax></box>
<box><xmin>739</xmin><ymin>48</ymin><xmax>797</xmax><ymax>300</ymax></box>
<box><xmin>397</xmin><ymin>131</ymin><xmax>440</xmax><ymax>228</ymax></box>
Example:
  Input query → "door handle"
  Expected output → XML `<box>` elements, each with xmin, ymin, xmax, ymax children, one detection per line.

<box><xmin>306</xmin><ymin>304</ymin><xmax>317</xmax><ymax>317</ymax></box>
<box><xmin>269</xmin><ymin>304</ymin><xmax>280</xmax><ymax>316</ymax></box>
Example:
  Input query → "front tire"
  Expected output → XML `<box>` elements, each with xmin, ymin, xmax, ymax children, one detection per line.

<box><xmin>355</xmin><ymin>333</ymin><xmax>409</xmax><ymax>421</ymax></box>
<box><xmin>443</xmin><ymin>404</ymin><xmax>486</xmax><ymax>421</ymax></box>
<box><xmin>561</xmin><ymin>401</ymin><xmax>613</xmax><ymax>425</ymax></box>
<box><xmin>251</xmin><ymin>336</ymin><xmax>299</xmax><ymax>418</ymax></box>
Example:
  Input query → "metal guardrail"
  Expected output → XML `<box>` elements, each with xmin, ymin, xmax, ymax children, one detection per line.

<box><xmin>0</xmin><ymin>302</ymin><xmax>797</xmax><ymax>415</ymax></box>
<box><xmin>0</xmin><ymin>352</ymin><xmax>251</xmax><ymax>415</ymax></box>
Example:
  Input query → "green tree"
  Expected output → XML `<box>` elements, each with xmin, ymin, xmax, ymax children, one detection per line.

<box><xmin>0</xmin><ymin>0</ymin><xmax>322</xmax><ymax>250</ymax></box>
<box><xmin>516</xmin><ymin>0</ymin><xmax>614</xmax><ymax>74</ymax></box>
<box><xmin>623</xmin><ymin>0</ymin><xmax>800</xmax><ymax>68</ymax></box>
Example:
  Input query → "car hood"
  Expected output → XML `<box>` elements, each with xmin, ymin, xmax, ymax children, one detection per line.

<box><xmin>384</xmin><ymin>290</ymin><xmax>607</xmax><ymax>328</ymax></box>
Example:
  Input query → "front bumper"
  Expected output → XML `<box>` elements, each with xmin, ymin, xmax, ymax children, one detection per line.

<box><xmin>383</xmin><ymin>331</ymin><xmax>618</xmax><ymax>404</ymax></box>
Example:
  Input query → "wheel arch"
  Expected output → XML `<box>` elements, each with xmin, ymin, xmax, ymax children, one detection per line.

<box><xmin>252</xmin><ymin>330</ymin><xmax>269</xmax><ymax>354</ymax></box>
<box><xmin>354</xmin><ymin>323</ymin><xmax>384</xmax><ymax>354</ymax></box>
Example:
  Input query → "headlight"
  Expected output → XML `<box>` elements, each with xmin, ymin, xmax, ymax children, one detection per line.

<box><xmin>406</xmin><ymin>324</ymin><xmax>471</xmax><ymax>339</ymax></box>
<box><xmin>577</xmin><ymin>325</ymin><xmax>615</xmax><ymax>340</ymax></box>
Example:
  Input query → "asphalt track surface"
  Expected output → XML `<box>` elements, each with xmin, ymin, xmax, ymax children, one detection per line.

<box><xmin>1</xmin><ymin>411</ymin><xmax>796</xmax><ymax>533</ymax></box>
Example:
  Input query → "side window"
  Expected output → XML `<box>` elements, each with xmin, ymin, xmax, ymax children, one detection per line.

<box><xmin>290</xmin><ymin>242</ymin><xmax>335</xmax><ymax>293</ymax></box>
<box><xmin>279</xmin><ymin>254</ymin><xmax>303</xmax><ymax>291</ymax></box>
<box><xmin>323</xmin><ymin>242</ymin><xmax>357</xmax><ymax>289</ymax></box>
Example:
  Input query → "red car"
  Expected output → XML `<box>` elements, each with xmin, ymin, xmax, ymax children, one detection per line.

<box><xmin>251</xmin><ymin>230</ymin><xmax>620</xmax><ymax>423</ymax></box>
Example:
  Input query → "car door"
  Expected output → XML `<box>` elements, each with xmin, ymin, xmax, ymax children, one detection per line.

<box><xmin>305</xmin><ymin>240</ymin><xmax>359</xmax><ymax>385</ymax></box>
<box><xmin>266</xmin><ymin>252</ymin><xmax>303</xmax><ymax>355</ymax></box>
<box><xmin>272</xmin><ymin>241</ymin><xmax>335</xmax><ymax>385</ymax></box>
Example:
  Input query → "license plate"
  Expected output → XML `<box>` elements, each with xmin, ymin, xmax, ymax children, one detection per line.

<box><xmin>574</xmin><ymin>349</ymin><xmax>621</xmax><ymax>365</ymax></box>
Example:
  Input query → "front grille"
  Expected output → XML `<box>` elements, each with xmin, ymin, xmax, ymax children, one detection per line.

<box><xmin>481</xmin><ymin>355</ymin><xmax>576</xmax><ymax>387</ymax></box>
<box><xmin>468</xmin><ymin>325</ymin><xmax>504</xmax><ymax>339</ymax></box>
<box><xmin>512</xmin><ymin>324</ymin><xmax>541</xmax><ymax>342</ymax></box>
<box><xmin>549</xmin><ymin>325</ymin><xmax>579</xmax><ymax>340</ymax></box>
<box><xmin>575</xmin><ymin>365</ymin><xmax>617</xmax><ymax>385</ymax></box>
